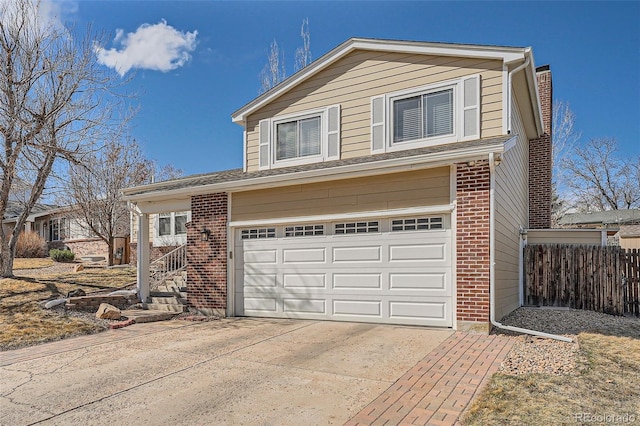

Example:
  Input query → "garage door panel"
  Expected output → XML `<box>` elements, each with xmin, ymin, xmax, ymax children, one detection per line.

<box><xmin>389</xmin><ymin>244</ymin><xmax>448</xmax><ymax>263</ymax></box>
<box><xmin>333</xmin><ymin>299</ymin><xmax>382</xmax><ymax>317</ymax></box>
<box><xmin>333</xmin><ymin>246</ymin><xmax>381</xmax><ymax>262</ymax></box>
<box><xmin>244</xmin><ymin>274</ymin><xmax>277</xmax><ymax>288</ymax></box>
<box><xmin>389</xmin><ymin>272</ymin><xmax>449</xmax><ymax>292</ymax></box>
<box><xmin>283</xmin><ymin>298</ymin><xmax>326</xmax><ymax>314</ymax></box>
<box><xmin>332</xmin><ymin>273</ymin><xmax>382</xmax><ymax>290</ymax></box>
<box><xmin>244</xmin><ymin>297</ymin><xmax>277</xmax><ymax>313</ymax></box>
<box><xmin>283</xmin><ymin>248</ymin><xmax>326</xmax><ymax>263</ymax></box>
<box><xmin>389</xmin><ymin>299</ymin><xmax>450</xmax><ymax>321</ymax></box>
<box><xmin>244</xmin><ymin>249</ymin><xmax>277</xmax><ymax>264</ymax></box>
<box><xmin>283</xmin><ymin>273</ymin><xmax>326</xmax><ymax>288</ymax></box>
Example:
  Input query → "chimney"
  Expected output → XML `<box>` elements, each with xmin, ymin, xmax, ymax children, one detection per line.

<box><xmin>528</xmin><ymin>65</ymin><xmax>552</xmax><ymax>229</ymax></box>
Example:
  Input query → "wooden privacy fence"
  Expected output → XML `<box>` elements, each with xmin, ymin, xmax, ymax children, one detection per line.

<box><xmin>524</xmin><ymin>245</ymin><xmax>639</xmax><ymax>316</ymax></box>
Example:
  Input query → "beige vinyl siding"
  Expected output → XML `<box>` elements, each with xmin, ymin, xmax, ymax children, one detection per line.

<box><xmin>620</xmin><ymin>236</ymin><xmax>640</xmax><ymax>249</ymax></box>
<box><xmin>526</xmin><ymin>229</ymin><xmax>605</xmax><ymax>245</ymax></box>
<box><xmin>493</xmin><ymin>93</ymin><xmax>528</xmax><ymax>320</ymax></box>
<box><xmin>130</xmin><ymin>214</ymin><xmax>155</xmax><ymax>243</ymax></box>
<box><xmin>245</xmin><ymin>50</ymin><xmax>504</xmax><ymax>172</ymax></box>
<box><xmin>231</xmin><ymin>167</ymin><xmax>450</xmax><ymax>222</ymax></box>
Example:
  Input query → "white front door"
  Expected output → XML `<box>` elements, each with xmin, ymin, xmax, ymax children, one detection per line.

<box><xmin>234</xmin><ymin>216</ymin><xmax>453</xmax><ymax>327</ymax></box>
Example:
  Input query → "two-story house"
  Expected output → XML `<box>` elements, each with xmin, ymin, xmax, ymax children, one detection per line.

<box><xmin>123</xmin><ymin>38</ymin><xmax>552</xmax><ymax>331</ymax></box>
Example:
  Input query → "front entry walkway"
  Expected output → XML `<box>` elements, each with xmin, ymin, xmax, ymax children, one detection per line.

<box><xmin>346</xmin><ymin>332</ymin><xmax>514</xmax><ymax>425</ymax></box>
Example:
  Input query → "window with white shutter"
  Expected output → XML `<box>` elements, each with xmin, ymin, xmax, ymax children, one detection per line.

<box><xmin>257</xmin><ymin>106</ymin><xmax>341</xmax><ymax>169</ymax></box>
<box><xmin>373</xmin><ymin>75</ymin><xmax>481</xmax><ymax>153</ymax></box>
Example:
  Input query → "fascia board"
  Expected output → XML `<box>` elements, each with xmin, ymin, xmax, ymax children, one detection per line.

<box><xmin>124</xmin><ymin>138</ymin><xmax>514</xmax><ymax>204</ymax></box>
<box><xmin>232</xmin><ymin>38</ymin><xmax>527</xmax><ymax>125</ymax></box>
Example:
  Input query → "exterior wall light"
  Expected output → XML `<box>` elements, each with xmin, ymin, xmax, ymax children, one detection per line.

<box><xmin>200</xmin><ymin>227</ymin><xmax>211</xmax><ymax>241</ymax></box>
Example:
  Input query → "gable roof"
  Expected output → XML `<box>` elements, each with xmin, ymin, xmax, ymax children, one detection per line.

<box><xmin>123</xmin><ymin>135</ymin><xmax>513</xmax><ymax>203</ymax></box>
<box><xmin>232</xmin><ymin>37</ymin><xmax>538</xmax><ymax>128</ymax></box>
<box><xmin>3</xmin><ymin>201</ymin><xmax>60</xmax><ymax>222</ymax></box>
<box><xmin>558</xmin><ymin>209</ymin><xmax>640</xmax><ymax>226</ymax></box>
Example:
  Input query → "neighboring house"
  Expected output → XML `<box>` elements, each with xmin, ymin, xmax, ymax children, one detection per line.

<box><xmin>558</xmin><ymin>209</ymin><xmax>640</xmax><ymax>229</ymax></box>
<box><xmin>2</xmin><ymin>201</ymin><xmax>123</xmax><ymax>261</ymax></box>
<box><xmin>123</xmin><ymin>38</ymin><xmax>553</xmax><ymax>331</ymax></box>
<box><xmin>616</xmin><ymin>225</ymin><xmax>640</xmax><ymax>250</ymax></box>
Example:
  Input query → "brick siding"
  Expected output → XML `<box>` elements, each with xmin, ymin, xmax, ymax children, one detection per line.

<box><xmin>456</xmin><ymin>160</ymin><xmax>491</xmax><ymax>323</ymax></box>
<box><xmin>529</xmin><ymin>67</ymin><xmax>553</xmax><ymax>229</ymax></box>
<box><xmin>186</xmin><ymin>193</ymin><xmax>228</xmax><ymax>314</ymax></box>
<box><xmin>129</xmin><ymin>243</ymin><xmax>180</xmax><ymax>265</ymax></box>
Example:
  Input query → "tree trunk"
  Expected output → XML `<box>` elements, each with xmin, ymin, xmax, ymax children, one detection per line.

<box><xmin>107</xmin><ymin>237</ymin><xmax>114</xmax><ymax>266</ymax></box>
<box><xmin>0</xmin><ymin>238</ymin><xmax>15</xmax><ymax>277</ymax></box>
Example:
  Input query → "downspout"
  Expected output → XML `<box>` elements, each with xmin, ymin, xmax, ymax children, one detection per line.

<box><xmin>507</xmin><ymin>56</ymin><xmax>530</xmax><ymax>134</ymax></box>
<box><xmin>488</xmin><ymin>152</ymin><xmax>572</xmax><ymax>343</ymax></box>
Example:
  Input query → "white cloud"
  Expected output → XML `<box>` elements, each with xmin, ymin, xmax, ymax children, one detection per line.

<box><xmin>95</xmin><ymin>20</ymin><xmax>197</xmax><ymax>76</ymax></box>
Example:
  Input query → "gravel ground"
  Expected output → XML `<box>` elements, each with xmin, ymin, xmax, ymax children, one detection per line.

<box><xmin>15</xmin><ymin>262</ymin><xmax>78</xmax><ymax>276</ymax></box>
<box><xmin>495</xmin><ymin>307</ymin><xmax>640</xmax><ymax>376</ymax></box>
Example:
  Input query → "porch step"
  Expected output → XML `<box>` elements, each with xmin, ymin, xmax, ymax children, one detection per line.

<box><xmin>145</xmin><ymin>303</ymin><xmax>188</xmax><ymax>313</ymax></box>
<box><xmin>150</xmin><ymin>296</ymin><xmax>188</xmax><ymax>305</ymax></box>
<box><xmin>122</xmin><ymin>309</ymin><xmax>178</xmax><ymax>323</ymax></box>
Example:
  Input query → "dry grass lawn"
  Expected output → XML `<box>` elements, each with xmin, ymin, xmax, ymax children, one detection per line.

<box><xmin>13</xmin><ymin>257</ymin><xmax>55</xmax><ymax>269</ymax></box>
<box><xmin>463</xmin><ymin>333</ymin><xmax>640</xmax><ymax>425</ymax></box>
<box><xmin>0</xmin><ymin>262</ymin><xmax>136</xmax><ymax>350</ymax></box>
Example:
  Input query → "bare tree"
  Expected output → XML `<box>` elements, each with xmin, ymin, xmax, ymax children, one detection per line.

<box><xmin>551</xmin><ymin>100</ymin><xmax>581</xmax><ymax>225</ymax></box>
<box><xmin>0</xmin><ymin>0</ymin><xmax>126</xmax><ymax>277</ymax></box>
<box><xmin>563</xmin><ymin>138</ymin><xmax>640</xmax><ymax>211</ymax></box>
<box><xmin>294</xmin><ymin>18</ymin><xmax>311</xmax><ymax>72</ymax></box>
<box><xmin>258</xmin><ymin>39</ymin><xmax>286</xmax><ymax>94</ymax></box>
<box><xmin>61</xmin><ymin>139</ymin><xmax>181</xmax><ymax>266</ymax></box>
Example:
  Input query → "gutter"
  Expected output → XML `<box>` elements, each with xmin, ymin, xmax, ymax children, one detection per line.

<box><xmin>506</xmin><ymin>55</ymin><xmax>530</xmax><ymax>134</ymax></box>
<box><xmin>488</xmin><ymin>152</ymin><xmax>572</xmax><ymax>343</ymax></box>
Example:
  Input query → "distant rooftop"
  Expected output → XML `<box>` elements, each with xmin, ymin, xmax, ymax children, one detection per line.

<box><xmin>558</xmin><ymin>209</ymin><xmax>640</xmax><ymax>226</ymax></box>
<box><xmin>3</xmin><ymin>201</ymin><xmax>60</xmax><ymax>221</ymax></box>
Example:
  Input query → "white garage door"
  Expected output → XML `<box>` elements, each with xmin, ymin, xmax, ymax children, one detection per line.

<box><xmin>233</xmin><ymin>216</ymin><xmax>453</xmax><ymax>327</ymax></box>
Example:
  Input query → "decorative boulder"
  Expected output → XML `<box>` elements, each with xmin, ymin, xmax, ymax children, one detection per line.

<box><xmin>96</xmin><ymin>303</ymin><xmax>121</xmax><ymax>320</ymax></box>
<box><xmin>73</xmin><ymin>264</ymin><xmax>84</xmax><ymax>273</ymax></box>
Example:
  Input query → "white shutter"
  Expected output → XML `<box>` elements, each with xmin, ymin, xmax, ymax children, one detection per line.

<box><xmin>326</xmin><ymin>105</ymin><xmax>340</xmax><ymax>160</ymax></box>
<box><xmin>242</xmin><ymin>130</ymin><xmax>247</xmax><ymax>172</ymax></box>
<box><xmin>371</xmin><ymin>95</ymin><xmax>385</xmax><ymax>153</ymax></box>
<box><xmin>258</xmin><ymin>119</ymin><xmax>270</xmax><ymax>170</ymax></box>
<box><xmin>462</xmin><ymin>75</ymin><xmax>480</xmax><ymax>140</ymax></box>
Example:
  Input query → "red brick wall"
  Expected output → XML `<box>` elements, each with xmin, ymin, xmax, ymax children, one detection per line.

<box><xmin>456</xmin><ymin>160</ymin><xmax>491</xmax><ymax>323</ymax></box>
<box><xmin>529</xmin><ymin>67</ymin><xmax>553</xmax><ymax>229</ymax></box>
<box><xmin>129</xmin><ymin>243</ymin><xmax>180</xmax><ymax>265</ymax></box>
<box><xmin>186</xmin><ymin>193</ymin><xmax>228</xmax><ymax>313</ymax></box>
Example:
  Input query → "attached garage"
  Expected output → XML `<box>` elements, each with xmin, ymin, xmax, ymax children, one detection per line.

<box><xmin>233</xmin><ymin>215</ymin><xmax>453</xmax><ymax>327</ymax></box>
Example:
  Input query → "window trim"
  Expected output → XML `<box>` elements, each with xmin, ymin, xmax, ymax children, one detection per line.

<box><xmin>154</xmin><ymin>211</ymin><xmax>190</xmax><ymax>247</ymax></box>
<box><xmin>372</xmin><ymin>75</ymin><xmax>481</xmax><ymax>154</ymax></box>
<box><xmin>258</xmin><ymin>105</ymin><xmax>341</xmax><ymax>170</ymax></box>
<box><xmin>388</xmin><ymin>80</ymin><xmax>458</xmax><ymax>150</ymax></box>
<box><xmin>272</xmin><ymin>110</ymin><xmax>324</xmax><ymax>167</ymax></box>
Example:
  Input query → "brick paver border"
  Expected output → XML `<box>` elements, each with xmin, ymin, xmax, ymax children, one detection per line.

<box><xmin>345</xmin><ymin>332</ymin><xmax>514</xmax><ymax>426</ymax></box>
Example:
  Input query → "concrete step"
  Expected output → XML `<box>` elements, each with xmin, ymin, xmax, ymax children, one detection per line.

<box><xmin>150</xmin><ymin>296</ymin><xmax>188</xmax><ymax>305</ymax></box>
<box><xmin>146</xmin><ymin>303</ymin><xmax>187</xmax><ymax>313</ymax></box>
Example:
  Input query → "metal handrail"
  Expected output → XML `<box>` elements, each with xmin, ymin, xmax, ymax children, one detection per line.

<box><xmin>149</xmin><ymin>244</ymin><xmax>187</xmax><ymax>292</ymax></box>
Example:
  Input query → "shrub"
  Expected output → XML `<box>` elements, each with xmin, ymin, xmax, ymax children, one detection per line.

<box><xmin>15</xmin><ymin>231</ymin><xmax>48</xmax><ymax>258</ymax></box>
<box><xmin>49</xmin><ymin>248</ymin><xmax>75</xmax><ymax>262</ymax></box>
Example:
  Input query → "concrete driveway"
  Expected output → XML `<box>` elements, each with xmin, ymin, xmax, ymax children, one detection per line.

<box><xmin>0</xmin><ymin>318</ymin><xmax>453</xmax><ymax>425</ymax></box>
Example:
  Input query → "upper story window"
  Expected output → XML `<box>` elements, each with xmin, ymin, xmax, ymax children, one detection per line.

<box><xmin>371</xmin><ymin>75</ymin><xmax>480</xmax><ymax>153</ymax></box>
<box><xmin>276</xmin><ymin>115</ymin><xmax>321</xmax><ymax>161</ymax></box>
<box><xmin>393</xmin><ymin>89</ymin><xmax>454</xmax><ymax>143</ymax></box>
<box><xmin>258</xmin><ymin>105</ymin><xmax>340</xmax><ymax>170</ymax></box>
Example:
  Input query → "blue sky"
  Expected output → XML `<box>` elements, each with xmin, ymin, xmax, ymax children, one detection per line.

<box><xmin>54</xmin><ymin>1</ymin><xmax>639</xmax><ymax>176</ymax></box>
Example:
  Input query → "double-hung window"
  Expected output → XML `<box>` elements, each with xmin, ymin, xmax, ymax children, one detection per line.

<box><xmin>276</xmin><ymin>115</ymin><xmax>321</xmax><ymax>161</ymax></box>
<box><xmin>371</xmin><ymin>75</ymin><xmax>480</xmax><ymax>153</ymax></box>
<box><xmin>257</xmin><ymin>105</ymin><xmax>341</xmax><ymax>170</ymax></box>
<box><xmin>155</xmin><ymin>211</ymin><xmax>189</xmax><ymax>246</ymax></box>
<box><xmin>393</xmin><ymin>89</ymin><xmax>454</xmax><ymax>143</ymax></box>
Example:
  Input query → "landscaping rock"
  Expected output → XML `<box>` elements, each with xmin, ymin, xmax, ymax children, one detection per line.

<box><xmin>73</xmin><ymin>264</ymin><xmax>84</xmax><ymax>273</ymax></box>
<box><xmin>95</xmin><ymin>303</ymin><xmax>121</xmax><ymax>320</ymax></box>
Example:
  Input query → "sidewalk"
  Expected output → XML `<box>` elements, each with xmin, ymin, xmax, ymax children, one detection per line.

<box><xmin>345</xmin><ymin>332</ymin><xmax>514</xmax><ymax>426</ymax></box>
